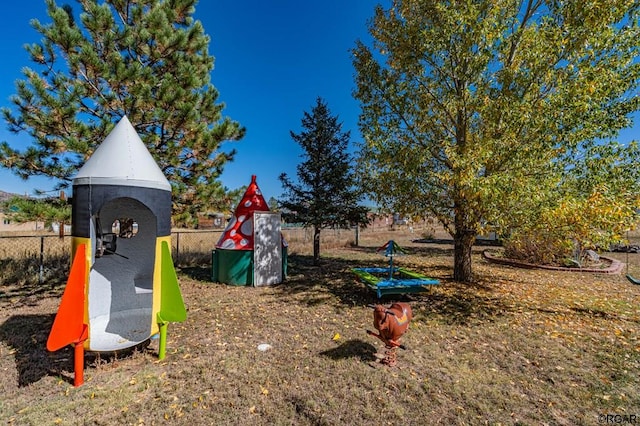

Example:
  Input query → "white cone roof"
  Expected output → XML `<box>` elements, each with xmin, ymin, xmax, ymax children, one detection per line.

<box><xmin>73</xmin><ymin>116</ymin><xmax>171</xmax><ymax>191</ymax></box>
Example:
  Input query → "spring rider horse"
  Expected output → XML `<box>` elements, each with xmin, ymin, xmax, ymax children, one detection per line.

<box><xmin>366</xmin><ymin>302</ymin><xmax>413</xmax><ymax>366</ymax></box>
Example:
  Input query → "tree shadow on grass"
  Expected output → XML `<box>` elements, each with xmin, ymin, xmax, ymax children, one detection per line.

<box><xmin>0</xmin><ymin>314</ymin><xmax>73</xmax><ymax>386</ymax></box>
<box><xmin>277</xmin><ymin>254</ymin><xmax>447</xmax><ymax>309</ymax></box>
<box><xmin>276</xmin><ymin>254</ymin><xmax>380</xmax><ymax>306</ymax></box>
<box><xmin>349</xmin><ymin>243</ymin><xmax>455</xmax><ymax>278</ymax></box>
<box><xmin>179</xmin><ymin>265</ymin><xmax>212</xmax><ymax>282</ymax></box>
<box><xmin>319</xmin><ymin>339</ymin><xmax>378</xmax><ymax>362</ymax></box>
<box><xmin>0</xmin><ymin>314</ymin><xmax>154</xmax><ymax>387</ymax></box>
<box><xmin>277</xmin><ymin>254</ymin><xmax>513</xmax><ymax>327</ymax></box>
<box><xmin>0</xmin><ymin>256</ymin><xmax>68</xmax><ymax>306</ymax></box>
<box><xmin>409</xmin><ymin>279</ymin><xmax>511</xmax><ymax>326</ymax></box>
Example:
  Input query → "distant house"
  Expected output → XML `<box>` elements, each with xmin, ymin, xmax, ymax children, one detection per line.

<box><xmin>197</xmin><ymin>212</ymin><xmax>227</xmax><ymax>229</ymax></box>
<box><xmin>366</xmin><ymin>211</ymin><xmax>395</xmax><ymax>229</ymax></box>
<box><xmin>50</xmin><ymin>222</ymin><xmax>72</xmax><ymax>234</ymax></box>
<box><xmin>0</xmin><ymin>190</ymin><xmax>46</xmax><ymax>233</ymax></box>
<box><xmin>0</xmin><ymin>212</ymin><xmax>46</xmax><ymax>232</ymax></box>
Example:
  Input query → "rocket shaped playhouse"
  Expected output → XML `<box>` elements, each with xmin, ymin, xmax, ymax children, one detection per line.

<box><xmin>212</xmin><ymin>175</ymin><xmax>287</xmax><ymax>286</ymax></box>
<box><xmin>47</xmin><ymin>116</ymin><xmax>186</xmax><ymax>386</ymax></box>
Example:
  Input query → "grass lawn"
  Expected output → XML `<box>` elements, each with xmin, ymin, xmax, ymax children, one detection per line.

<box><xmin>1</xmin><ymin>232</ymin><xmax>639</xmax><ymax>425</ymax></box>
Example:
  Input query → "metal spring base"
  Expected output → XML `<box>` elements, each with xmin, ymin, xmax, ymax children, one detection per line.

<box><xmin>382</xmin><ymin>346</ymin><xmax>397</xmax><ymax>367</ymax></box>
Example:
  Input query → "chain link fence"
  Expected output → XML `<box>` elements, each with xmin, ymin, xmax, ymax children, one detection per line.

<box><xmin>0</xmin><ymin>231</ymin><xmax>222</xmax><ymax>286</ymax></box>
<box><xmin>0</xmin><ymin>223</ymin><xmax>435</xmax><ymax>287</ymax></box>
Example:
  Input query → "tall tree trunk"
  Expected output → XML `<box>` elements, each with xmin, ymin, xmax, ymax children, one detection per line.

<box><xmin>313</xmin><ymin>226</ymin><xmax>321</xmax><ymax>265</ymax></box>
<box><xmin>453</xmin><ymin>201</ymin><xmax>476</xmax><ymax>282</ymax></box>
<box><xmin>452</xmin><ymin>104</ymin><xmax>475</xmax><ymax>282</ymax></box>
<box><xmin>453</xmin><ymin>229</ymin><xmax>475</xmax><ymax>282</ymax></box>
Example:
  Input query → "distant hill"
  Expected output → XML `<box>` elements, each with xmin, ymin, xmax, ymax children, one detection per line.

<box><xmin>0</xmin><ymin>190</ymin><xmax>16</xmax><ymax>203</ymax></box>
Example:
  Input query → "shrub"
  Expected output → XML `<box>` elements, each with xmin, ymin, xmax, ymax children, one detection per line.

<box><xmin>503</xmin><ymin>187</ymin><xmax>637</xmax><ymax>265</ymax></box>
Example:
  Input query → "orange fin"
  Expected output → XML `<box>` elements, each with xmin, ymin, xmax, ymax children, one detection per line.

<box><xmin>47</xmin><ymin>244</ymin><xmax>88</xmax><ymax>351</ymax></box>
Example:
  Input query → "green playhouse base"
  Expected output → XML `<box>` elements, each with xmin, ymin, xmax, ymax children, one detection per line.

<box><xmin>211</xmin><ymin>248</ymin><xmax>287</xmax><ymax>286</ymax></box>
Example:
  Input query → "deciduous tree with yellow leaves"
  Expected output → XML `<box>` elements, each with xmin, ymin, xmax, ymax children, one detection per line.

<box><xmin>353</xmin><ymin>0</ymin><xmax>640</xmax><ymax>281</ymax></box>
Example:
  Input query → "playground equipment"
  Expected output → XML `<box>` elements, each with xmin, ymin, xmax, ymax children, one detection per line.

<box><xmin>366</xmin><ymin>302</ymin><xmax>412</xmax><ymax>366</ymax></box>
<box><xmin>47</xmin><ymin>116</ymin><xmax>186</xmax><ymax>387</ymax></box>
<box><xmin>212</xmin><ymin>175</ymin><xmax>287</xmax><ymax>286</ymax></box>
<box><xmin>352</xmin><ymin>240</ymin><xmax>439</xmax><ymax>298</ymax></box>
<box><xmin>627</xmin><ymin>275</ymin><xmax>640</xmax><ymax>285</ymax></box>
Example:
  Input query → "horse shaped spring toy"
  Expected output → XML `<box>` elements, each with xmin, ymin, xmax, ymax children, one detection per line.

<box><xmin>366</xmin><ymin>302</ymin><xmax>412</xmax><ymax>366</ymax></box>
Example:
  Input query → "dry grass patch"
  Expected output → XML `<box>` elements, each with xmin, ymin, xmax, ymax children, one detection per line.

<box><xmin>1</xmin><ymin>235</ymin><xmax>639</xmax><ymax>425</ymax></box>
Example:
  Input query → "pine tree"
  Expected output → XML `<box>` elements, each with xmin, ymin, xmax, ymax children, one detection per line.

<box><xmin>279</xmin><ymin>97</ymin><xmax>369</xmax><ymax>265</ymax></box>
<box><xmin>0</xmin><ymin>0</ymin><xmax>244</xmax><ymax>227</ymax></box>
<box><xmin>2</xmin><ymin>194</ymin><xmax>71</xmax><ymax>229</ymax></box>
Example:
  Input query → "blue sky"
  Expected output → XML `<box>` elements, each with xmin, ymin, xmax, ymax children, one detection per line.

<box><xmin>1</xmin><ymin>1</ymin><xmax>638</xmax><ymax>202</ymax></box>
<box><xmin>0</xmin><ymin>0</ymin><xmax>377</xmax><ymax>200</ymax></box>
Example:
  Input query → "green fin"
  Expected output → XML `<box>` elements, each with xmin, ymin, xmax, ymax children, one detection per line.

<box><xmin>159</xmin><ymin>241</ymin><xmax>187</xmax><ymax>322</ymax></box>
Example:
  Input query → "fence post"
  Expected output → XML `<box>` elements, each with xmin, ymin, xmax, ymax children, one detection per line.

<box><xmin>355</xmin><ymin>225</ymin><xmax>359</xmax><ymax>247</ymax></box>
<box><xmin>39</xmin><ymin>236</ymin><xmax>44</xmax><ymax>284</ymax></box>
<box><xmin>175</xmin><ymin>232</ymin><xmax>180</xmax><ymax>266</ymax></box>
